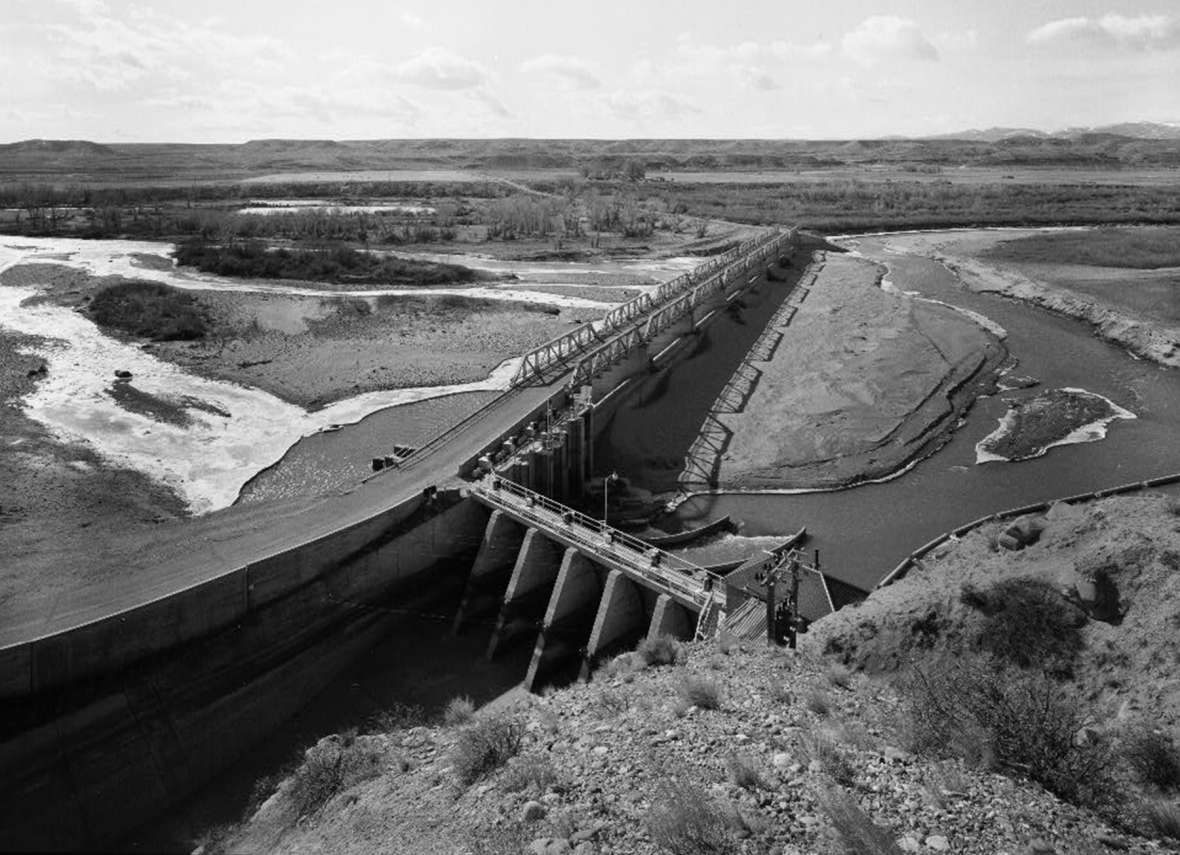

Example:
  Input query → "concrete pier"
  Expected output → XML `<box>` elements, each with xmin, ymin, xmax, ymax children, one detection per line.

<box><xmin>485</xmin><ymin>529</ymin><xmax>562</xmax><ymax>660</ymax></box>
<box><xmin>647</xmin><ymin>593</ymin><xmax>694</xmax><ymax>641</ymax></box>
<box><xmin>582</xmin><ymin>570</ymin><xmax>648</xmax><ymax>677</ymax></box>
<box><xmin>524</xmin><ymin>550</ymin><xmax>603</xmax><ymax>690</ymax></box>
<box><xmin>452</xmin><ymin>510</ymin><xmax>525</xmax><ymax>633</ymax></box>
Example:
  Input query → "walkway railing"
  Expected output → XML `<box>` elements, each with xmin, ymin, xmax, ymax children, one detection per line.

<box><xmin>471</xmin><ymin>476</ymin><xmax>727</xmax><ymax>608</ymax></box>
<box><xmin>511</xmin><ymin>229</ymin><xmax>793</xmax><ymax>387</ymax></box>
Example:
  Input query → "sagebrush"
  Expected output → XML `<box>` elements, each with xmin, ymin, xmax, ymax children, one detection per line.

<box><xmin>452</xmin><ymin>715</ymin><xmax>525</xmax><ymax>786</ymax></box>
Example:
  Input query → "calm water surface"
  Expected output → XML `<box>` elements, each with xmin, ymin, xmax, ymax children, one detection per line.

<box><xmin>676</xmin><ymin>237</ymin><xmax>1180</xmax><ymax>590</ymax></box>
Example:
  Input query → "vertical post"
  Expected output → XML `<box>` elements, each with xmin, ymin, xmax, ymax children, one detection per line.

<box><xmin>765</xmin><ymin>574</ymin><xmax>777</xmax><ymax>647</ymax></box>
<box><xmin>788</xmin><ymin>556</ymin><xmax>801</xmax><ymax>650</ymax></box>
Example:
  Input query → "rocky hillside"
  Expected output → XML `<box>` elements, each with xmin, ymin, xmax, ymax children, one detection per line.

<box><xmin>206</xmin><ymin>492</ymin><xmax>1180</xmax><ymax>855</ymax></box>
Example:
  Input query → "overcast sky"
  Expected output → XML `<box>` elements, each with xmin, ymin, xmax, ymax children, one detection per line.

<box><xmin>1</xmin><ymin>0</ymin><xmax>1178</xmax><ymax>142</ymax></box>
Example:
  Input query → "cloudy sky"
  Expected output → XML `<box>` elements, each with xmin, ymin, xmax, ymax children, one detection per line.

<box><xmin>1</xmin><ymin>0</ymin><xmax>1178</xmax><ymax>142</ymax></box>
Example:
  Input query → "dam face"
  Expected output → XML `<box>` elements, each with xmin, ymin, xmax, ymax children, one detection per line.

<box><xmin>0</xmin><ymin>233</ymin><xmax>800</xmax><ymax>850</ymax></box>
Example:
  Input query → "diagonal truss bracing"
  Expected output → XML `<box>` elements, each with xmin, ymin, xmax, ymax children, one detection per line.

<box><xmin>510</xmin><ymin>229</ymin><xmax>793</xmax><ymax>387</ymax></box>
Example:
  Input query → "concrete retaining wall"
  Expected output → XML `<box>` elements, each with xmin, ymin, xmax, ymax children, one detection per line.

<box><xmin>0</xmin><ymin>493</ymin><xmax>436</xmax><ymax>701</ymax></box>
<box><xmin>0</xmin><ymin>495</ymin><xmax>489</xmax><ymax>850</ymax></box>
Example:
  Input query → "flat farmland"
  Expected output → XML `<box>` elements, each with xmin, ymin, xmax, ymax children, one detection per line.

<box><xmin>650</xmin><ymin>166</ymin><xmax>1180</xmax><ymax>186</ymax></box>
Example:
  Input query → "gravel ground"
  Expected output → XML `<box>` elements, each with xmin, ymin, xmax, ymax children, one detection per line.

<box><xmin>217</xmin><ymin>637</ymin><xmax>1162</xmax><ymax>855</ymax></box>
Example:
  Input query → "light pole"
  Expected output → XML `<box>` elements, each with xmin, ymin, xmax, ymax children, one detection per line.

<box><xmin>603</xmin><ymin>470</ymin><xmax>618</xmax><ymax>527</ymax></box>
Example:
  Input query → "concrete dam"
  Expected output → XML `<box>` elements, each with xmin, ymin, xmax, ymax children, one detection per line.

<box><xmin>0</xmin><ymin>229</ymin><xmax>835</xmax><ymax>850</ymax></box>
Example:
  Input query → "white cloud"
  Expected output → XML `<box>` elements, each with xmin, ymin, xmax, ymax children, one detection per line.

<box><xmin>395</xmin><ymin>47</ymin><xmax>488</xmax><ymax>90</ymax></box>
<box><xmin>842</xmin><ymin>16</ymin><xmax>939</xmax><ymax>65</ymax></box>
<box><xmin>665</xmin><ymin>36</ymin><xmax>789</xmax><ymax>91</ymax></box>
<box><xmin>770</xmin><ymin>40</ymin><xmax>833</xmax><ymax>61</ymax></box>
<box><xmin>1027</xmin><ymin>14</ymin><xmax>1180</xmax><ymax>50</ymax></box>
<box><xmin>520</xmin><ymin>54</ymin><xmax>601</xmax><ymax>90</ymax></box>
<box><xmin>738</xmin><ymin>68</ymin><xmax>781</xmax><ymax>91</ymax></box>
<box><xmin>600</xmin><ymin>89</ymin><xmax>700</xmax><ymax>123</ymax></box>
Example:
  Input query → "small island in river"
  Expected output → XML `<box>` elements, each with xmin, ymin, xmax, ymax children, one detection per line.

<box><xmin>976</xmin><ymin>387</ymin><xmax>1135</xmax><ymax>463</ymax></box>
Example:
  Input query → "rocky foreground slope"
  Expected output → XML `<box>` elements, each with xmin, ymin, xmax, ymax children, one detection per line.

<box><xmin>208</xmin><ymin>492</ymin><xmax>1180</xmax><ymax>855</ymax></box>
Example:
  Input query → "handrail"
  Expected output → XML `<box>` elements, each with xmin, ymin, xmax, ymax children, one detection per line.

<box><xmin>472</xmin><ymin>476</ymin><xmax>729</xmax><ymax>606</ymax></box>
<box><xmin>511</xmin><ymin>229</ymin><xmax>791</xmax><ymax>386</ymax></box>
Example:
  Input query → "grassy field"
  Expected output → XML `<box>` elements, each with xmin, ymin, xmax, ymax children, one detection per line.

<box><xmin>650</xmin><ymin>166</ymin><xmax>1180</xmax><ymax>187</ymax></box>
<box><xmin>981</xmin><ymin>226</ymin><xmax>1180</xmax><ymax>268</ymax></box>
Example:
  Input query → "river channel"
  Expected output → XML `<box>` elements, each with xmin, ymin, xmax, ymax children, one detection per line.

<box><xmin>674</xmin><ymin>233</ymin><xmax>1180</xmax><ymax>592</ymax></box>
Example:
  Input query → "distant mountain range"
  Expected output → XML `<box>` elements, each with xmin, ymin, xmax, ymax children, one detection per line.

<box><xmin>928</xmin><ymin>122</ymin><xmax>1180</xmax><ymax>142</ymax></box>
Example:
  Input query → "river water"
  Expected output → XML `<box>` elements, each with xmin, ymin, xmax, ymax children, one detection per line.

<box><xmin>675</xmin><ymin>234</ymin><xmax>1180</xmax><ymax>591</ymax></box>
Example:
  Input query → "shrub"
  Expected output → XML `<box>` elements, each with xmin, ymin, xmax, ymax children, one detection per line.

<box><xmin>900</xmin><ymin>658</ymin><xmax>1115</xmax><ymax>811</ymax></box>
<box><xmin>174</xmin><ymin>238</ymin><xmax>476</xmax><ymax>286</ymax></box>
<box><xmin>638</xmin><ymin>635</ymin><xmax>682</xmax><ymax>667</ymax></box>
<box><xmin>1142</xmin><ymin>799</ymin><xmax>1180</xmax><ymax>841</ymax></box>
<box><xmin>452</xmin><ymin>715</ymin><xmax>525</xmax><ymax>786</ymax></box>
<box><xmin>595</xmin><ymin>688</ymin><xmax>629</xmax><ymax>717</ymax></box>
<box><xmin>768</xmin><ymin>678</ymin><xmax>793</xmax><ymax>705</ymax></box>
<box><xmin>89</xmin><ymin>281</ymin><xmax>207</xmax><ymax>341</ymax></box>
<box><xmin>804</xmin><ymin>734</ymin><xmax>856</xmax><ymax>788</ymax></box>
<box><xmin>500</xmin><ymin>753</ymin><xmax>558</xmax><ymax>794</ymax></box>
<box><xmin>287</xmin><ymin>731</ymin><xmax>385</xmax><ymax>818</ymax></box>
<box><xmin>816</xmin><ymin>786</ymin><xmax>904</xmax><ymax>854</ymax></box>
<box><xmin>646</xmin><ymin>780</ymin><xmax>735</xmax><ymax>855</ymax></box>
<box><xmin>806</xmin><ymin>688</ymin><xmax>833</xmax><ymax>718</ymax></box>
<box><xmin>826</xmin><ymin>663</ymin><xmax>853</xmax><ymax>689</ymax></box>
<box><xmin>368</xmin><ymin>702</ymin><xmax>428</xmax><ymax>732</ymax></box>
<box><xmin>724</xmin><ymin>753</ymin><xmax>765</xmax><ymax>790</ymax></box>
<box><xmin>959</xmin><ymin>577</ymin><xmax>1085</xmax><ymax>676</ymax></box>
<box><xmin>443</xmin><ymin>696</ymin><xmax>475</xmax><ymax>727</ymax></box>
<box><xmin>1123</xmin><ymin>726</ymin><xmax>1180</xmax><ymax>791</ymax></box>
<box><xmin>678</xmin><ymin>675</ymin><xmax>723</xmax><ymax>710</ymax></box>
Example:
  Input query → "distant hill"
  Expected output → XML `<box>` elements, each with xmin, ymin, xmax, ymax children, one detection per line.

<box><xmin>1</xmin><ymin>130</ymin><xmax>1179</xmax><ymax>183</ymax></box>
<box><xmin>0</xmin><ymin>139</ymin><xmax>118</xmax><ymax>156</ymax></box>
<box><xmin>931</xmin><ymin>122</ymin><xmax>1180</xmax><ymax>142</ymax></box>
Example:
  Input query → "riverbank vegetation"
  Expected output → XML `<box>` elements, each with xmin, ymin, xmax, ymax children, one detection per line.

<box><xmin>89</xmin><ymin>281</ymin><xmax>207</xmax><ymax>340</ymax></box>
<box><xmin>981</xmin><ymin>225</ymin><xmax>1180</xmax><ymax>268</ymax></box>
<box><xmin>173</xmin><ymin>239</ymin><xmax>479</xmax><ymax>286</ymax></box>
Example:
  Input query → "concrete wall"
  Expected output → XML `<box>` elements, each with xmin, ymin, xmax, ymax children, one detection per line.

<box><xmin>0</xmin><ymin>493</ymin><xmax>436</xmax><ymax>701</ymax></box>
<box><xmin>0</xmin><ymin>495</ymin><xmax>489</xmax><ymax>850</ymax></box>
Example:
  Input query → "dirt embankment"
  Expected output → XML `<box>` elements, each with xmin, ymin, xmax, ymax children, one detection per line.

<box><xmin>940</xmin><ymin>252</ymin><xmax>1180</xmax><ymax>369</ymax></box>
<box><xmin>873</xmin><ymin>230</ymin><xmax>1180</xmax><ymax>370</ymax></box>
<box><xmin>213</xmin><ymin>640</ymin><xmax>1159</xmax><ymax>855</ymax></box>
<box><xmin>714</xmin><ymin>252</ymin><xmax>1005</xmax><ymax>490</ymax></box>
<box><xmin>807</xmin><ymin>491</ymin><xmax>1180</xmax><ymax>732</ymax></box>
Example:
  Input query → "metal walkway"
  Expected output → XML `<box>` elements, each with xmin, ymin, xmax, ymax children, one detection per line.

<box><xmin>470</xmin><ymin>476</ymin><xmax>724</xmax><ymax>610</ymax></box>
